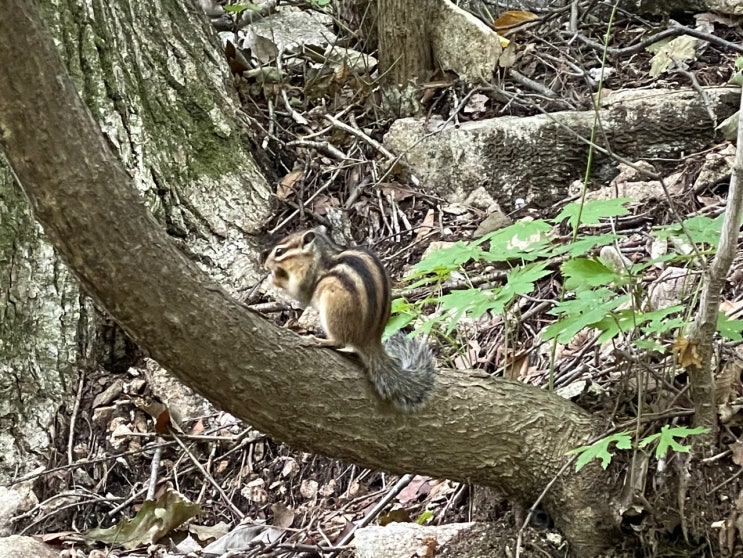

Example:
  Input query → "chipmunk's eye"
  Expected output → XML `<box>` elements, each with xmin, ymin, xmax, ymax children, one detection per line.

<box><xmin>273</xmin><ymin>247</ymin><xmax>284</xmax><ymax>257</ymax></box>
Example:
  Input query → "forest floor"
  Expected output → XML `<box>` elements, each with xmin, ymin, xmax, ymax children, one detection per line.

<box><xmin>15</xmin><ymin>2</ymin><xmax>743</xmax><ymax>557</ymax></box>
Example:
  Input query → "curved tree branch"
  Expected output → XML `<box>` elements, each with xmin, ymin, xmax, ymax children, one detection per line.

<box><xmin>0</xmin><ymin>1</ymin><xmax>620</xmax><ymax>554</ymax></box>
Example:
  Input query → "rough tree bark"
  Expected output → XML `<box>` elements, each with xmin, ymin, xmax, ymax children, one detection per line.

<box><xmin>378</xmin><ymin>0</ymin><xmax>434</xmax><ymax>84</ymax></box>
<box><xmin>0</xmin><ymin>2</ymin><xmax>622</xmax><ymax>555</ymax></box>
<box><xmin>0</xmin><ymin>0</ymin><xmax>271</xmax><ymax>481</ymax></box>
<box><xmin>0</xmin><ymin>165</ymin><xmax>91</xmax><ymax>477</ymax></box>
<box><xmin>376</xmin><ymin>0</ymin><xmax>501</xmax><ymax>116</ymax></box>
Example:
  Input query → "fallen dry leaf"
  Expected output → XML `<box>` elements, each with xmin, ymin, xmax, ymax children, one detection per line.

<box><xmin>87</xmin><ymin>486</ymin><xmax>201</xmax><ymax>550</ymax></box>
<box><xmin>506</xmin><ymin>354</ymin><xmax>529</xmax><ymax>381</ymax></box>
<box><xmin>300</xmin><ymin>479</ymin><xmax>319</xmax><ymax>500</ymax></box>
<box><xmin>672</xmin><ymin>336</ymin><xmax>702</xmax><ymax>369</ymax></box>
<box><xmin>277</xmin><ymin>169</ymin><xmax>303</xmax><ymax>200</ymax></box>
<box><xmin>415</xmin><ymin>209</ymin><xmax>435</xmax><ymax>241</ymax></box>
<box><xmin>715</xmin><ymin>362</ymin><xmax>742</xmax><ymax>405</ymax></box>
<box><xmin>379</xmin><ymin>508</ymin><xmax>411</xmax><ymax>525</ymax></box>
<box><xmin>397</xmin><ymin>476</ymin><xmax>432</xmax><ymax>504</ymax></box>
<box><xmin>379</xmin><ymin>182</ymin><xmax>415</xmax><ymax>202</ymax></box>
<box><xmin>310</xmin><ymin>193</ymin><xmax>340</xmax><ymax>215</ymax></box>
<box><xmin>492</xmin><ymin>10</ymin><xmax>539</xmax><ymax>33</ymax></box>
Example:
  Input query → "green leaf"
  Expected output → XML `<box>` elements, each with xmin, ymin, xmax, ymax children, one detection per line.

<box><xmin>551</xmin><ymin>233</ymin><xmax>619</xmax><ymax>258</ymax></box>
<box><xmin>717</xmin><ymin>112</ymin><xmax>740</xmax><ymax>142</ymax></box>
<box><xmin>645</xmin><ymin>36</ymin><xmax>674</xmax><ymax>53</ymax></box>
<box><xmin>633</xmin><ymin>338</ymin><xmax>666</xmax><ymax>352</ymax></box>
<box><xmin>553</xmin><ymin>199</ymin><xmax>630</xmax><ymax>229</ymax></box>
<box><xmin>636</xmin><ymin>305</ymin><xmax>686</xmax><ymax>342</ymax></box>
<box><xmin>640</xmin><ymin>305</ymin><xmax>685</xmax><ymax>331</ymax></box>
<box><xmin>478</xmin><ymin>220</ymin><xmax>553</xmax><ymax>262</ymax></box>
<box><xmin>653</xmin><ymin>214</ymin><xmax>725</xmax><ymax>247</ymax></box>
<box><xmin>385</xmin><ymin>298</ymin><xmax>417</xmax><ymax>339</ymax></box>
<box><xmin>500</xmin><ymin>263</ymin><xmax>551</xmax><ymax>299</ymax></box>
<box><xmin>436</xmin><ymin>288</ymin><xmax>501</xmax><ymax>333</ymax></box>
<box><xmin>414</xmin><ymin>316</ymin><xmax>440</xmax><ymax>336</ymax></box>
<box><xmin>718</xmin><ymin>312</ymin><xmax>743</xmax><ymax>342</ymax></box>
<box><xmin>562</xmin><ymin>258</ymin><xmax>624</xmax><ymax>290</ymax></box>
<box><xmin>543</xmin><ymin>289</ymin><xmax>626</xmax><ymax>343</ymax></box>
<box><xmin>568</xmin><ymin>432</ymin><xmax>632</xmax><ymax>471</ymax></box>
<box><xmin>406</xmin><ymin>241</ymin><xmax>484</xmax><ymax>280</ymax></box>
<box><xmin>416</xmin><ymin>510</ymin><xmax>434</xmax><ymax>525</ymax></box>
<box><xmin>638</xmin><ymin>425</ymin><xmax>710</xmax><ymax>458</ymax></box>
<box><xmin>730</xmin><ymin>56</ymin><xmax>743</xmax><ymax>85</ymax></box>
<box><xmin>477</xmin><ymin>219</ymin><xmax>551</xmax><ymax>246</ymax></box>
<box><xmin>592</xmin><ymin>308</ymin><xmax>637</xmax><ymax>343</ymax></box>
<box><xmin>223</xmin><ymin>3</ymin><xmax>260</xmax><ymax>12</ymax></box>
<box><xmin>590</xmin><ymin>305</ymin><xmax>684</xmax><ymax>344</ymax></box>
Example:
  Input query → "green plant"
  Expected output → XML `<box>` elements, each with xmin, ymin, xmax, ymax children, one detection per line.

<box><xmin>729</xmin><ymin>56</ymin><xmax>743</xmax><ymax>86</ymax></box>
<box><xmin>568</xmin><ymin>431</ymin><xmax>632</xmax><ymax>471</ymax></box>
<box><xmin>387</xmin><ymin>199</ymin><xmax>743</xmax><ymax>352</ymax></box>
<box><xmin>416</xmin><ymin>510</ymin><xmax>434</xmax><ymax>525</ymax></box>
<box><xmin>568</xmin><ymin>426</ymin><xmax>710</xmax><ymax>472</ymax></box>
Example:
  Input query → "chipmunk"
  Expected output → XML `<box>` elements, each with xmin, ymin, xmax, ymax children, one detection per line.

<box><xmin>264</xmin><ymin>226</ymin><xmax>436</xmax><ymax>411</ymax></box>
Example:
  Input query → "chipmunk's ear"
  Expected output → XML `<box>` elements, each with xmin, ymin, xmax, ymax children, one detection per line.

<box><xmin>301</xmin><ymin>229</ymin><xmax>317</xmax><ymax>249</ymax></box>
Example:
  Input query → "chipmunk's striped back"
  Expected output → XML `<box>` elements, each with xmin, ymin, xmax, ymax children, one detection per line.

<box><xmin>316</xmin><ymin>248</ymin><xmax>391</xmax><ymax>347</ymax></box>
<box><xmin>265</xmin><ymin>226</ymin><xmax>390</xmax><ymax>351</ymax></box>
<box><xmin>264</xmin><ymin>226</ymin><xmax>435</xmax><ymax>411</ymax></box>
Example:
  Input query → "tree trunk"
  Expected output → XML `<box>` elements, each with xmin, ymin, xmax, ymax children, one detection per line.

<box><xmin>37</xmin><ymin>0</ymin><xmax>272</xmax><ymax>288</ymax></box>
<box><xmin>0</xmin><ymin>0</ymin><xmax>271</xmax><ymax>482</ymax></box>
<box><xmin>378</xmin><ymin>0</ymin><xmax>434</xmax><ymax>86</ymax></box>
<box><xmin>376</xmin><ymin>0</ymin><xmax>435</xmax><ymax>117</ymax></box>
<box><xmin>0</xmin><ymin>167</ymin><xmax>90</xmax><ymax>477</ymax></box>
<box><xmin>0</xmin><ymin>2</ymin><xmax>623</xmax><ymax>555</ymax></box>
<box><xmin>376</xmin><ymin>0</ymin><xmax>502</xmax><ymax>117</ymax></box>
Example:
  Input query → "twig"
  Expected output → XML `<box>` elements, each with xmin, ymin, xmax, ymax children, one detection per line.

<box><xmin>514</xmin><ymin>457</ymin><xmax>575</xmax><ymax>558</ymax></box>
<box><xmin>268</xmin><ymin>166</ymin><xmax>342</xmax><ymax>235</ymax></box>
<box><xmin>568</xmin><ymin>0</ymin><xmax>578</xmax><ymax>34</ymax></box>
<box><xmin>671</xmin><ymin>67</ymin><xmax>716</xmax><ymax>126</ymax></box>
<box><xmin>280</xmin><ymin>88</ymin><xmax>309</xmax><ymax>126</ymax></box>
<box><xmin>67</xmin><ymin>368</ymin><xmax>86</xmax><ymax>465</ymax></box>
<box><xmin>327</xmin><ymin>473</ymin><xmax>415</xmax><ymax>558</ymax></box>
<box><xmin>249</xmin><ymin>301</ymin><xmax>301</xmax><ymax>314</ymax></box>
<box><xmin>19</xmin><ymin>495</ymin><xmax>116</xmax><ymax>535</ymax></box>
<box><xmin>146</xmin><ymin>441</ymin><xmax>163</xmax><ymax>501</ymax></box>
<box><xmin>566</xmin><ymin>23</ymin><xmax>743</xmax><ymax>57</ymax></box>
<box><xmin>700</xmin><ymin>450</ymin><xmax>731</xmax><ymax>464</ymax></box>
<box><xmin>171</xmin><ymin>431</ymin><xmax>245</xmax><ymax>519</ymax></box>
<box><xmin>436</xmin><ymin>483</ymin><xmax>468</xmax><ymax>525</ymax></box>
<box><xmin>324</xmin><ymin>113</ymin><xmax>397</xmax><ymax>161</ymax></box>
<box><xmin>262</xmin><ymin>97</ymin><xmax>274</xmax><ymax>150</ymax></box>
<box><xmin>510</xmin><ymin>70</ymin><xmax>558</xmax><ymax>99</ymax></box>
<box><xmin>108</xmin><ymin>485</ymin><xmax>147</xmax><ymax>517</ymax></box>
<box><xmin>4</xmin><ymin>441</ymin><xmax>175</xmax><ymax>488</ymax></box>
<box><xmin>286</xmin><ymin>139</ymin><xmax>348</xmax><ymax>161</ymax></box>
<box><xmin>706</xmin><ymin>466</ymin><xmax>743</xmax><ymax>495</ymax></box>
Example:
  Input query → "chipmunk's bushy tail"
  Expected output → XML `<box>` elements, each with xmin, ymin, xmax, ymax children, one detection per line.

<box><xmin>361</xmin><ymin>332</ymin><xmax>436</xmax><ymax>412</ymax></box>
